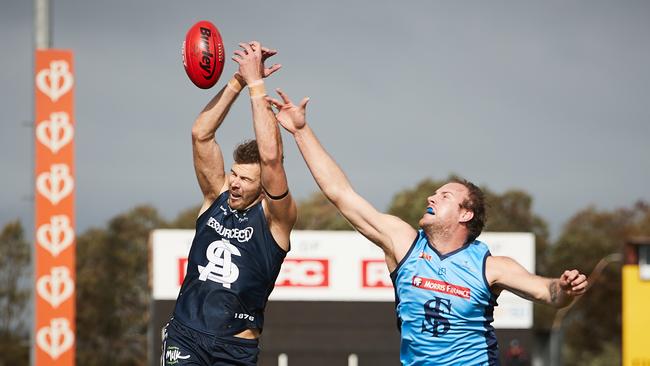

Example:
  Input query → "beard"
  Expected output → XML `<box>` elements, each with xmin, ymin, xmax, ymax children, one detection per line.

<box><xmin>229</xmin><ymin>196</ymin><xmax>253</xmax><ymax>210</ymax></box>
<box><xmin>420</xmin><ymin>217</ymin><xmax>452</xmax><ymax>239</ymax></box>
<box><xmin>228</xmin><ymin>188</ymin><xmax>262</xmax><ymax>211</ymax></box>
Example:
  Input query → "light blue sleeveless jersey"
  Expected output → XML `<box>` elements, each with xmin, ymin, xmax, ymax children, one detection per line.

<box><xmin>390</xmin><ymin>230</ymin><xmax>499</xmax><ymax>365</ymax></box>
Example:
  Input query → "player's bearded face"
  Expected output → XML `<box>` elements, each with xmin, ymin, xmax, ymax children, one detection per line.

<box><xmin>228</xmin><ymin>163</ymin><xmax>263</xmax><ymax>210</ymax></box>
<box><xmin>419</xmin><ymin>183</ymin><xmax>470</xmax><ymax>232</ymax></box>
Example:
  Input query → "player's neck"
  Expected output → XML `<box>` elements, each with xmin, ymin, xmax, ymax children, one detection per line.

<box><xmin>244</xmin><ymin>195</ymin><xmax>263</xmax><ymax>211</ymax></box>
<box><xmin>423</xmin><ymin>228</ymin><xmax>467</xmax><ymax>255</ymax></box>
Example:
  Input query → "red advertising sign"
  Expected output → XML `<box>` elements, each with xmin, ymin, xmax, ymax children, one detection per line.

<box><xmin>362</xmin><ymin>260</ymin><xmax>392</xmax><ymax>288</ymax></box>
<box><xmin>275</xmin><ymin>259</ymin><xmax>329</xmax><ymax>287</ymax></box>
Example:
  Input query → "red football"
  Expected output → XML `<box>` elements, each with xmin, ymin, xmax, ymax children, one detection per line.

<box><xmin>182</xmin><ymin>20</ymin><xmax>225</xmax><ymax>89</ymax></box>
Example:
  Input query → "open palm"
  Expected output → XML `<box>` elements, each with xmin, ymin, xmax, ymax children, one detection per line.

<box><xmin>266</xmin><ymin>89</ymin><xmax>309</xmax><ymax>134</ymax></box>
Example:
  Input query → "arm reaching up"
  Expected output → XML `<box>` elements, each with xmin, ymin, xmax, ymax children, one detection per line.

<box><xmin>191</xmin><ymin>74</ymin><xmax>246</xmax><ymax>216</ymax></box>
<box><xmin>266</xmin><ymin>90</ymin><xmax>416</xmax><ymax>270</ymax></box>
<box><xmin>193</xmin><ymin>44</ymin><xmax>282</xmax><ymax>218</ymax></box>
<box><xmin>233</xmin><ymin>42</ymin><xmax>296</xmax><ymax>251</ymax></box>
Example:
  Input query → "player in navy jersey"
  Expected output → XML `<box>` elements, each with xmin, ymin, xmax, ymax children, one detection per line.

<box><xmin>265</xmin><ymin>89</ymin><xmax>589</xmax><ymax>365</ymax></box>
<box><xmin>161</xmin><ymin>42</ymin><xmax>297</xmax><ymax>366</ymax></box>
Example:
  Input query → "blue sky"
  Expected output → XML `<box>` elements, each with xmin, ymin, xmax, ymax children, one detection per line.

<box><xmin>2</xmin><ymin>0</ymin><xmax>649</xmax><ymax>239</ymax></box>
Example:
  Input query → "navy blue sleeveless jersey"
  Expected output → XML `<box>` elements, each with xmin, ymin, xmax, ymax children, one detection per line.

<box><xmin>173</xmin><ymin>191</ymin><xmax>287</xmax><ymax>336</ymax></box>
<box><xmin>391</xmin><ymin>230</ymin><xmax>500</xmax><ymax>365</ymax></box>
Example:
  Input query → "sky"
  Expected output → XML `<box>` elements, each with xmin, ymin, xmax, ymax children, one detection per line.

<box><xmin>1</xmin><ymin>0</ymin><xmax>649</xmax><ymax>240</ymax></box>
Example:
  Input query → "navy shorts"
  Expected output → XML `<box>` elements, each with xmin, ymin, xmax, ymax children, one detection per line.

<box><xmin>161</xmin><ymin>319</ymin><xmax>259</xmax><ymax>366</ymax></box>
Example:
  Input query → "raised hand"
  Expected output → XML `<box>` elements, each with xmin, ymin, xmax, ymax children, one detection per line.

<box><xmin>265</xmin><ymin>89</ymin><xmax>310</xmax><ymax>134</ymax></box>
<box><xmin>232</xmin><ymin>41</ymin><xmax>281</xmax><ymax>84</ymax></box>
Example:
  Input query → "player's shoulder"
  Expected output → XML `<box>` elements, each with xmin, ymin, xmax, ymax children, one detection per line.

<box><xmin>484</xmin><ymin>255</ymin><xmax>525</xmax><ymax>284</ymax></box>
<box><xmin>381</xmin><ymin>214</ymin><xmax>418</xmax><ymax>245</ymax></box>
<box><xmin>198</xmin><ymin>190</ymin><xmax>230</xmax><ymax>220</ymax></box>
<box><xmin>385</xmin><ymin>218</ymin><xmax>419</xmax><ymax>270</ymax></box>
<box><xmin>469</xmin><ymin>239</ymin><xmax>491</xmax><ymax>254</ymax></box>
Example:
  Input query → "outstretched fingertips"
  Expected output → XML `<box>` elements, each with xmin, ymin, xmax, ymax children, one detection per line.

<box><xmin>262</xmin><ymin>48</ymin><xmax>278</xmax><ymax>56</ymax></box>
<box><xmin>275</xmin><ymin>88</ymin><xmax>293</xmax><ymax>104</ymax></box>
<box><xmin>265</xmin><ymin>96</ymin><xmax>283</xmax><ymax>109</ymax></box>
<box><xmin>265</xmin><ymin>64</ymin><xmax>282</xmax><ymax>77</ymax></box>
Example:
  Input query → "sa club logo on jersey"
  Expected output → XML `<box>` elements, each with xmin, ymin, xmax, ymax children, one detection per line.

<box><xmin>198</xmin><ymin>239</ymin><xmax>241</xmax><ymax>288</ymax></box>
<box><xmin>422</xmin><ymin>297</ymin><xmax>452</xmax><ymax>337</ymax></box>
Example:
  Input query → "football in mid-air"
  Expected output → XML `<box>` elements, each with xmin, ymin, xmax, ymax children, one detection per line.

<box><xmin>182</xmin><ymin>20</ymin><xmax>225</xmax><ymax>89</ymax></box>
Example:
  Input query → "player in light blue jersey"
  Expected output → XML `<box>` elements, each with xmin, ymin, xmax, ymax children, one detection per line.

<box><xmin>266</xmin><ymin>90</ymin><xmax>589</xmax><ymax>365</ymax></box>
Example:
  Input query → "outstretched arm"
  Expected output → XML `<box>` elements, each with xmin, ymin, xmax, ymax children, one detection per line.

<box><xmin>192</xmin><ymin>74</ymin><xmax>246</xmax><ymax>216</ymax></box>
<box><xmin>486</xmin><ymin>256</ymin><xmax>588</xmax><ymax>308</ymax></box>
<box><xmin>266</xmin><ymin>90</ymin><xmax>416</xmax><ymax>270</ymax></box>
<box><xmin>233</xmin><ymin>42</ymin><xmax>296</xmax><ymax>250</ymax></box>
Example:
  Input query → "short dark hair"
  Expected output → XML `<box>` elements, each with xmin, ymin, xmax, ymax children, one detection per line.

<box><xmin>233</xmin><ymin>139</ymin><xmax>260</xmax><ymax>164</ymax></box>
<box><xmin>450</xmin><ymin>178</ymin><xmax>486</xmax><ymax>243</ymax></box>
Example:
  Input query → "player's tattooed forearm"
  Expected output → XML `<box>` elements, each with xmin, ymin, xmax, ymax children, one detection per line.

<box><xmin>549</xmin><ymin>280</ymin><xmax>559</xmax><ymax>304</ymax></box>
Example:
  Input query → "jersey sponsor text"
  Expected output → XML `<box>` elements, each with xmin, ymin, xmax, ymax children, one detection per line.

<box><xmin>206</xmin><ymin>216</ymin><xmax>253</xmax><ymax>242</ymax></box>
<box><xmin>412</xmin><ymin>275</ymin><xmax>471</xmax><ymax>300</ymax></box>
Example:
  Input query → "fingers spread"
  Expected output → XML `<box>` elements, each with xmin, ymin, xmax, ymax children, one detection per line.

<box><xmin>239</xmin><ymin>42</ymin><xmax>253</xmax><ymax>54</ymax></box>
<box><xmin>265</xmin><ymin>64</ymin><xmax>282</xmax><ymax>77</ymax></box>
<box><xmin>276</xmin><ymin>89</ymin><xmax>292</xmax><ymax>104</ymax></box>
<box><xmin>262</xmin><ymin>48</ymin><xmax>278</xmax><ymax>59</ymax></box>
<box><xmin>249</xmin><ymin>41</ymin><xmax>262</xmax><ymax>56</ymax></box>
<box><xmin>299</xmin><ymin>97</ymin><xmax>310</xmax><ymax>109</ymax></box>
<box><xmin>265</xmin><ymin>96</ymin><xmax>284</xmax><ymax>109</ymax></box>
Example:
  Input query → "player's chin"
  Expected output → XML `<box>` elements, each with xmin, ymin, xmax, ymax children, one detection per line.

<box><xmin>231</xmin><ymin>196</ymin><xmax>254</xmax><ymax>210</ymax></box>
<box><xmin>228</xmin><ymin>196</ymin><xmax>242</xmax><ymax>209</ymax></box>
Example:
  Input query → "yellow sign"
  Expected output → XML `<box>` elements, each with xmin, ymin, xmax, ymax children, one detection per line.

<box><xmin>623</xmin><ymin>265</ymin><xmax>650</xmax><ymax>366</ymax></box>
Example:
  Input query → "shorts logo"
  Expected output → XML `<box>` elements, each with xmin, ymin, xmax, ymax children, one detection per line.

<box><xmin>198</xmin><ymin>239</ymin><xmax>241</xmax><ymax>288</ymax></box>
<box><xmin>165</xmin><ymin>346</ymin><xmax>190</xmax><ymax>364</ymax></box>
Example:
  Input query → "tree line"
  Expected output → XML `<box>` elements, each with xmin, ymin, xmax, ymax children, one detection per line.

<box><xmin>1</xmin><ymin>176</ymin><xmax>648</xmax><ymax>365</ymax></box>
